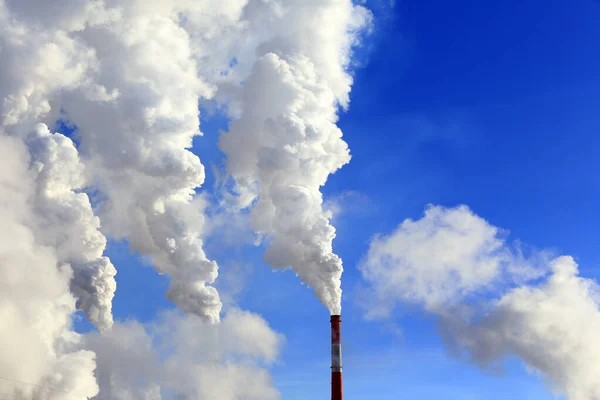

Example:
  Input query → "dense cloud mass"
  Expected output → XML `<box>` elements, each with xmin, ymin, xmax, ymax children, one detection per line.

<box><xmin>361</xmin><ymin>205</ymin><xmax>600</xmax><ymax>400</ymax></box>
<box><xmin>0</xmin><ymin>0</ymin><xmax>366</xmax><ymax>397</ymax></box>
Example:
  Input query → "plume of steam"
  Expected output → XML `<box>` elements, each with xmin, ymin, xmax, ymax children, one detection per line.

<box><xmin>54</xmin><ymin>2</ymin><xmax>229</xmax><ymax>322</ymax></box>
<box><xmin>0</xmin><ymin>0</ymin><xmax>246</xmax><ymax>323</ymax></box>
<box><xmin>361</xmin><ymin>205</ymin><xmax>600</xmax><ymax>399</ymax></box>
<box><xmin>0</xmin><ymin>4</ymin><xmax>115</xmax><ymax>396</ymax></box>
<box><xmin>0</xmin><ymin>0</ymin><xmax>118</xmax><ymax>331</ymax></box>
<box><xmin>85</xmin><ymin>309</ymin><xmax>283</xmax><ymax>400</ymax></box>
<box><xmin>47</xmin><ymin>0</ymin><xmax>283</xmax><ymax>322</ymax></box>
<box><xmin>1</xmin><ymin>0</ymin><xmax>372</xmax><ymax>321</ymax></box>
<box><xmin>0</xmin><ymin>0</ymin><xmax>357</xmax><ymax>397</ymax></box>
<box><xmin>219</xmin><ymin>0</ymin><xmax>372</xmax><ymax>315</ymax></box>
<box><xmin>0</xmin><ymin>134</ymin><xmax>100</xmax><ymax>399</ymax></box>
<box><xmin>27</xmin><ymin>123</ymin><xmax>116</xmax><ymax>332</ymax></box>
<box><xmin>0</xmin><ymin>125</ymin><xmax>282</xmax><ymax>398</ymax></box>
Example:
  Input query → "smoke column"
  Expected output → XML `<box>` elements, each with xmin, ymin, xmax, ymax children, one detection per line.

<box><xmin>219</xmin><ymin>0</ymin><xmax>372</xmax><ymax>315</ymax></box>
<box><xmin>27</xmin><ymin>123</ymin><xmax>117</xmax><ymax>332</ymax></box>
<box><xmin>0</xmin><ymin>130</ymin><xmax>101</xmax><ymax>399</ymax></box>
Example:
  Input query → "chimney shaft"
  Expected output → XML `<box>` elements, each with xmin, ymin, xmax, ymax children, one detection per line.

<box><xmin>331</xmin><ymin>315</ymin><xmax>343</xmax><ymax>400</ymax></box>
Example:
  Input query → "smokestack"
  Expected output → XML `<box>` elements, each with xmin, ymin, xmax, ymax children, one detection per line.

<box><xmin>331</xmin><ymin>315</ymin><xmax>343</xmax><ymax>400</ymax></box>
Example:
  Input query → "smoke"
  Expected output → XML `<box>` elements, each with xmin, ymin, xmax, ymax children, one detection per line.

<box><xmin>0</xmin><ymin>0</ymin><xmax>254</xmax><ymax>325</ymax></box>
<box><xmin>52</xmin><ymin>1</ymin><xmax>235</xmax><ymax>323</ymax></box>
<box><xmin>0</xmin><ymin>134</ymin><xmax>100</xmax><ymax>399</ymax></box>
<box><xmin>85</xmin><ymin>309</ymin><xmax>283</xmax><ymax>400</ymax></box>
<box><xmin>0</xmin><ymin>126</ymin><xmax>283</xmax><ymax>397</ymax></box>
<box><xmin>27</xmin><ymin>123</ymin><xmax>116</xmax><ymax>332</ymax></box>
<box><xmin>0</xmin><ymin>0</ymin><xmax>118</xmax><ymax>330</ymax></box>
<box><xmin>1</xmin><ymin>0</ymin><xmax>370</xmax><ymax>321</ymax></box>
<box><xmin>0</xmin><ymin>0</ymin><xmax>371</xmax><ymax>397</ymax></box>
<box><xmin>360</xmin><ymin>205</ymin><xmax>600</xmax><ymax>399</ymax></box>
<box><xmin>219</xmin><ymin>0</ymin><xmax>372</xmax><ymax>315</ymax></box>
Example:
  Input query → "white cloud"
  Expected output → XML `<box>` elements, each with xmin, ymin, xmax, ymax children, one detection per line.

<box><xmin>360</xmin><ymin>205</ymin><xmax>544</xmax><ymax>316</ymax></box>
<box><xmin>361</xmin><ymin>205</ymin><xmax>600</xmax><ymax>399</ymax></box>
<box><xmin>440</xmin><ymin>256</ymin><xmax>600</xmax><ymax>400</ymax></box>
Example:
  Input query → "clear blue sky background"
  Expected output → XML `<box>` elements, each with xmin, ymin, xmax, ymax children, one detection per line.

<box><xmin>72</xmin><ymin>0</ymin><xmax>600</xmax><ymax>398</ymax></box>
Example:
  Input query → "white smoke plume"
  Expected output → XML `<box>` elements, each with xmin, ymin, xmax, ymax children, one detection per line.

<box><xmin>0</xmin><ymin>0</ymin><xmax>118</xmax><ymax>330</ymax></box>
<box><xmin>0</xmin><ymin>0</ymin><xmax>371</xmax><ymax>397</ymax></box>
<box><xmin>53</xmin><ymin>1</ymin><xmax>234</xmax><ymax>323</ymax></box>
<box><xmin>27</xmin><ymin>123</ymin><xmax>116</xmax><ymax>332</ymax></box>
<box><xmin>0</xmin><ymin>123</ymin><xmax>280</xmax><ymax>398</ymax></box>
<box><xmin>85</xmin><ymin>309</ymin><xmax>283</xmax><ymax>400</ymax></box>
<box><xmin>0</xmin><ymin>0</ymin><xmax>265</xmax><ymax>324</ymax></box>
<box><xmin>360</xmin><ymin>205</ymin><xmax>600</xmax><ymax>399</ymax></box>
<box><xmin>219</xmin><ymin>0</ymin><xmax>372</xmax><ymax>315</ymax></box>
<box><xmin>1</xmin><ymin>0</ymin><xmax>370</xmax><ymax>321</ymax></box>
<box><xmin>0</xmin><ymin>134</ymin><xmax>100</xmax><ymax>400</ymax></box>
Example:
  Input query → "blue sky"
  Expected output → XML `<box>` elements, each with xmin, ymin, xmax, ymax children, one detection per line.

<box><xmin>72</xmin><ymin>0</ymin><xmax>600</xmax><ymax>398</ymax></box>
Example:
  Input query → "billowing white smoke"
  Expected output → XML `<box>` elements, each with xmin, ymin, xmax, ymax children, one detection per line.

<box><xmin>0</xmin><ymin>134</ymin><xmax>100</xmax><ymax>399</ymax></box>
<box><xmin>54</xmin><ymin>1</ymin><xmax>237</xmax><ymax>323</ymax></box>
<box><xmin>219</xmin><ymin>0</ymin><xmax>372</xmax><ymax>315</ymax></box>
<box><xmin>361</xmin><ymin>205</ymin><xmax>600</xmax><ymax>399</ymax></box>
<box><xmin>85</xmin><ymin>309</ymin><xmax>283</xmax><ymax>400</ymax></box>
<box><xmin>1</xmin><ymin>0</ymin><xmax>370</xmax><ymax>321</ymax></box>
<box><xmin>27</xmin><ymin>123</ymin><xmax>116</xmax><ymax>332</ymax></box>
<box><xmin>0</xmin><ymin>0</ymin><xmax>118</xmax><ymax>330</ymax></box>
<box><xmin>0</xmin><ymin>0</ymin><xmax>370</xmax><ymax>396</ymax></box>
<box><xmin>0</xmin><ymin>0</ymin><xmax>262</xmax><ymax>324</ymax></box>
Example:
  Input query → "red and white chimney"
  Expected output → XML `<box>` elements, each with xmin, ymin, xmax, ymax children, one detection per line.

<box><xmin>331</xmin><ymin>315</ymin><xmax>343</xmax><ymax>400</ymax></box>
